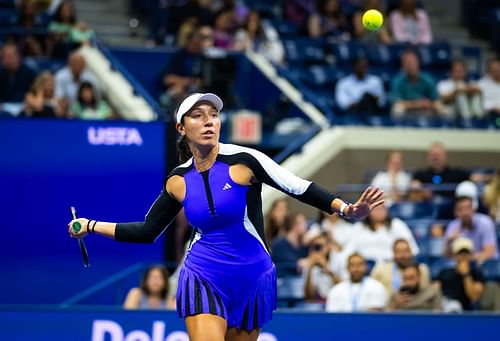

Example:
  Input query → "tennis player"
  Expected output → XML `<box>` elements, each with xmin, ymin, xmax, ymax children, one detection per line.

<box><xmin>69</xmin><ymin>93</ymin><xmax>384</xmax><ymax>341</ymax></box>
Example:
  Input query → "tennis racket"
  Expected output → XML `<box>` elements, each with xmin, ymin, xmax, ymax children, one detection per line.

<box><xmin>70</xmin><ymin>206</ymin><xmax>90</xmax><ymax>268</ymax></box>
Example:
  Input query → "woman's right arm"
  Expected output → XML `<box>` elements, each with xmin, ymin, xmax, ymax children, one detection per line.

<box><xmin>68</xmin><ymin>177</ymin><xmax>183</xmax><ymax>243</ymax></box>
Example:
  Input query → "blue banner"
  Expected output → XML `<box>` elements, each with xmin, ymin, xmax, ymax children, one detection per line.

<box><xmin>0</xmin><ymin>119</ymin><xmax>166</xmax><ymax>305</ymax></box>
<box><xmin>0</xmin><ymin>307</ymin><xmax>498</xmax><ymax>341</ymax></box>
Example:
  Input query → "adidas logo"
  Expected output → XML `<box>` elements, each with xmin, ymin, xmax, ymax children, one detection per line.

<box><xmin>222</xmin><ymin>183</ymin><xmax>232</xmax><ymax>191</ymax></box>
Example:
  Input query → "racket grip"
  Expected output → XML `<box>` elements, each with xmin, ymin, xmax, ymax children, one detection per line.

<box><xmin>70</xmin><ymin>206</ymin><xmax>81</xmax><ymax>232</ymax></box>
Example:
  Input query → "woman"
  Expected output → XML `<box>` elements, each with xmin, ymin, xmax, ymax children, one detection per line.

<box><xmin>342</xmin><ymin>204</ymin><xmax>418</xmax><ymax>263</ymax></box>
<box><xmin>370</xmin><ymin>151</ymin><xmax>411</xmax><ymax>206</ymax></box>
<box><xmin>124</xmin><ymin>265</ymin><xmax>176</xmax><ymax>310</ymax></box>
<box><xmin>264</xmin><ymin>198</ymin><xmax>289</xmax><ymax>247</ymax></box>
<box><xmin>23</xmin><ymin>71</ymin><xmax>62</xmax><ymax>118</ymax></box>
<box><xmin>70</xmin><ymin>81</ymin><xmax>113</xmax><ymax>120</ymax></box>
<box><xmin>483</xmin><ymin>166</ymin><xmax>500</xmax><ymax>225</ymax></box>
<box><xmin>307</xmin><ymin>0</ymin><xmax>349</xmax><ymax>40</ymax></box>
<box><xmin>389</xmin><ymin>0</ymin><xmax>433</xmax><ymax>45</ymax></box>
<box><xmin>68</xmin><ymin>93</ymin><xmax>383</xmax><ymax>341</ymax></box>
<box><xmin>234</xmin><ymin>10</ymin><xmax>285</xmax><ymax>65</ymax></box>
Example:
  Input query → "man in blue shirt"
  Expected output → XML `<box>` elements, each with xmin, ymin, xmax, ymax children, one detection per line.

<box><xmin>390</xmin><ymin>50</ymin><xmax>439</xmax><ymax>118</ymax></box>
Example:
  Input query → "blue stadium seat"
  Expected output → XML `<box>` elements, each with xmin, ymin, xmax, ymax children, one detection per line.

<box><xmin>482</xmin><ymin>260</ymin><xmax>500</xmax><ymax>282</ymax></box>
<box><xmin>406</xmin><ymin>219</ymin><xmax>433</xmax><ymax>240</ymax></box>
<box><xmin>0</xmin><ymin>9</ymin><xmax>17</xmax><ymax>26</ymax></box>
<box><xmin>433</xmin><ymin>196</ymin><xmax>455</xmax><ymax>220</ymax></box>
<box><xmin>271</xmin><ymin>19</ymin><xmax>299</xmax><ymax>38</ymax></box>
<box><xmin>283</xmin><ymin>39</ymin><xmax>327</xmax><ymax>65</ymax></box>
<box><xmin>277</xmin><ymin>276</ymin><xmax>305</xmax><ymax>307</ymax></box>
<box><xmin>389</xmin><ymin>201</ymin><xmax>435</xmax><ymax>220</ymax></box>
<box><xmin>429</xmin><ymin>258</ymin><xmax>455</xmax><ymax>280</ymax></box>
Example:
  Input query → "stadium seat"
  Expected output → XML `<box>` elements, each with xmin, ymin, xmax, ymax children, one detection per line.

<box><xmin>406</xmin><ymin>219</ymin><xmax>433</xmax><ymax>240</ymax></box>
<box><xmin>283</xmin><ymin>39</ymin><xmax>327</xmax><ymax>65</ymax></box>
<box><xmin>433</xmin><ymin>196</ymin><xmax>455</xmax><ymax>220</ymax></box>
<box><xmin>429</xmin><ymin>258</ymin><xmax>456</xmax><ymax>280</ymax></box>
<box><xmin>389</xmin><ymin>201</ymin><xmax>435</xmax><ymax>220</ymax></box>
<box><xmin>0</xmin><ymin>9</ymin><xmax>17</xmax><ymax>26</ymax></box>
<box><xmin>482</xmin><ymin>260</ymin><xmax>500</xmax><ymax>282</ymax></box>
<box><xmin>277</xmin><ymin>276</ymin><xmax>305</xmax><ymax>307</ymax></box>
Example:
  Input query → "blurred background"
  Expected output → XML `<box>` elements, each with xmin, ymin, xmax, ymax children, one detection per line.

<box><xmin>0</xmin><ymin>0</ymin><xmax>500</xmax><ymax>340</ymax></box>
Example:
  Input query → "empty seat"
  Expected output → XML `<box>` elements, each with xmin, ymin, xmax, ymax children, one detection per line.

<box><xmin>284</xmin><ymin>39</ymin><xmax>327</xmax><ymax>65</ymax></box>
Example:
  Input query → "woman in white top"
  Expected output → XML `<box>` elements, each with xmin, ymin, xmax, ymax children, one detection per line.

<box><xmin>342</xmin><ymin>204</ymin><xmax>419</xmax><ymax>263</ymax></box>
<box><xmin>371</xmin><ymin>151</ymin><xmax>411</xmax><ymax>206</ymax></box>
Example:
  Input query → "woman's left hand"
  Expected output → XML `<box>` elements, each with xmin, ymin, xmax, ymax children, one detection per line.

<box><xmin>346</xmin><ymin>187</ymin><xmax>384</xmax><ymax>221</ymax></box>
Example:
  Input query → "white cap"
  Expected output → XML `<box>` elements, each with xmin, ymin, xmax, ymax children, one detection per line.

<box><xmin>176</xmin><ymin>93</ymin><xmax>223</xmax><ymax>123</ymax></box>
<box><xmin>455</xmin><ymin>180</ymin><xmax>478</xmax><ymax>210</ymax></box>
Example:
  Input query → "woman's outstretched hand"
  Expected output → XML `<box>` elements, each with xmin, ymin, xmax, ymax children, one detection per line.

<box><xmin>345</xmin><ymin>187</ymin><xmax>384</xmax><ymax>221</ymax></box>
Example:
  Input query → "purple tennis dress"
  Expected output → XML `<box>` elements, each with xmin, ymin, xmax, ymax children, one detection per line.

<box><xmin>115</xmin><ymin>143</ymin><xmax>336</xmax><ymax>330</ymax></box>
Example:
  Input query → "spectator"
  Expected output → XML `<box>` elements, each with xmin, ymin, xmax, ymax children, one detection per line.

<box><xmin>303</xmin><ymin>230</ymin><xmax>339</xmax><ymax>301</ymax></box>
<box><xmin>23</xmin><ymin>71</ymin><xmax>62</xmax><ymax>118</ymax></box>
<box><xmin>478</xmin><ymin>58</ymin><xmax>500</xmax><ymax>122</ymax></box>
<box><xmin>387</xmin><ymin>263</ymin><xmax>442</xmax><ymax>311</ymax></box>
<box><xmin>234</xmin><ymin>10</ymin><xmax>285</xmax><ymax>65</ymax></box>
<box><xmin>334</xmin><ymin>56</ymin><xmax>386</xmax><ymax>114</ymax></box>
<box><xmin>54</xmin><ymin>51</ymin><xmax>99</xmax><ymax>113</ymax></box>
<box><xmin>436</xmin><ymin>237</ymin><xmax>485</xmax><ymax>312</ymax></box>
<box><xmin>18</xmin><ymin>0</ymin><xmax>45</xmax><ymax>57</ymax></box>
<box><xmin>310</xmin><ymin>210</ymin><xmax>354</xmax><ymax>250</ymax></box>
<box><xmin>444</xmin><ymin>196</ymin><xmax>499</xmax><ymax>262</ymax></box>
<box><xmin>283</xmin><ymin>0</ymin><xmax>316</xmax><ymax>31</ymax></box>
<box><xmin>271</xmin><ymin>212</ymin><xmax>309</xmax><ymax>277</ymax></box>
<box><xmin>70</xmin><ymin>81</ymin><xmax>113</xmax><ymax>120</ymax></box>
<box><xmin>47</xmin><ymin>0</ymin><xmax>76</xmax><ymax>57</ymax></box>
<box><xmin>352</xmin><ymin>0</ymin><xmax>391</xmax><ymax>43</ymax></box>
<box><xmin>390</xmin><ymin>50</ymin><xmax>439</xmax><ymax>118</ymax></box>
<box><xmin>307</xmin><ymin>0</ymin><xmax>349</xmax><ymax>40</ymax></box>
<box><xmin>372</xmin><ymin>239</ymin><xmax>430</xmax><ymax>297</ymax></box>
<box><xmin>411</xmin><ymin>142</ymin><xmax>471</xmax><ymax>198</ymax></box>
<box><xmin>343</xmin><ymin>204</ymin><xmax>419</xmax><ymax>263</ymax></box>
<box><xmin>483</xmin><ymin>165</ymin><xmax>500</xmax><ymax>225</ymax></box>
<box><xmin>68</xmin><ymin>21</ymin><xmax>95</xmax><ymax>46</ymax></box>
<box><xmin>325</xmin><ymin>253</ymin><xmax>387</xmax><ymax>312</ymax></box>
<box><xmin>265</xmin><ymin>198</ymin><xmax>290</xmax><ymax>247</ymax></box>
<box><xmin>437</xmin><ymin>59</ymin><xmax>483</xmax><ymax>122</ymax></box>
<box><xmin>371</xmin><ymin>151</ymin><xmax>411</xmax><ymax>206</ymax></box>
<box><xmin>160</xmin><ymin>27</ymin><xmax>208</xmax><ymax>113</ymax></box>
<box><xmin>0</xmin><ymin>43</ymin><xmax>36</xmax><ymax>108</ymax></box>
<box><xmin>389</xmin><ymin>0</ymin><xmax>433</xmax><ymax>45</ymax></box>
<box><xmin>124</xmin><ymin>265</ymin><xmax>176</xmax><ymax>310</ymax></box>
<box><xmin>213</xmin><ymin>7</ymin><xmax>238</xmax><ymax>50</ymax></box>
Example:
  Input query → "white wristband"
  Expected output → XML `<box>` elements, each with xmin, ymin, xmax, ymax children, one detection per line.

<box><xmin>339</xmin><ymin>202</ymin><xmax>348</xmax><ymax>218</ymax></box>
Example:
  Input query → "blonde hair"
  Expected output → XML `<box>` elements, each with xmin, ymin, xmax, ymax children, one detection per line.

<box><xmin>29</xmin><ymin>71</ymin><xmax>53</xmax><ymax>94</ymax></box>
<box><xmin>484</xmin><ymin>167</ymin><xmax>500</xmax><ymax>218</ymax></box>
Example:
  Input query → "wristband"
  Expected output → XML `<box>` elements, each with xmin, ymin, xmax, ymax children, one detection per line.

<box><xmin>339</xmin><ymin>202</ymin><xmax>349</xmax><ymax>218</ymax></box>
<box><xmin>91</xmin><ymin>220</ymin><xmax>98</xmax><ymax>234</ymax></box>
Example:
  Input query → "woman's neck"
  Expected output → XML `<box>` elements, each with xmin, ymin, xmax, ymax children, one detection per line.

<box><xmin>191</xmin><ymin>143</ymin><xmax>219</xmax><ymax>172</ymax></box>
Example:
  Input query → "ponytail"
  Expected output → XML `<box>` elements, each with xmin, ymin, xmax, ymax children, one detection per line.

<box><xmin>177</xmin><ymin>135</ymin><xmax>192</xmax><ymax>163</ymax></box>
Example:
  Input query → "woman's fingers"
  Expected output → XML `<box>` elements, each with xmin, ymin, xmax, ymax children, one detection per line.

<box><xmin>358</xmin><ymin>186</ymin><xmax>372</xmax><ymax>203</ymax></box>
<box><xmin>368</xmin><ymin>188</ymin><xmax>384</xmax><ymax>203</ymax></box>
<box><xmin>370</xmin><ymin>199</ymin><xmax>385</xmax><ymax>210</ymax></box>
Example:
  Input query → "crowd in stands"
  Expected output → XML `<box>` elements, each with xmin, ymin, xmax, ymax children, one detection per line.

<box><xmin>267</xmin><ymin>141</ymin><xmax>500</xmax><ymax>313</ymax></box>
<box><xmin>0</xmin><ymin>0</ymin><xmax>113</xmax><ymax>119</ymax></box>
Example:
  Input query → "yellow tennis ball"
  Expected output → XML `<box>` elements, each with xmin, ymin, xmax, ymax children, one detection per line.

<box><xmin>362</xmin><ymin>9</ymin><xmax>383</xmax><ymax>31</ymax></box>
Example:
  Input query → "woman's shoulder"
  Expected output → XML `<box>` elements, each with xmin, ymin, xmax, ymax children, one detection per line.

<box><xmin>126</xmin><ymin>287</ymin><xmax>143</xmax><ymax>298</ymax></box>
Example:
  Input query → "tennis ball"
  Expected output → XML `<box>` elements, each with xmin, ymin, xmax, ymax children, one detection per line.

<box><xmin>362</xmin><ymin>9</ymin><xmax>383</xmax><ymax>31</ymax></box>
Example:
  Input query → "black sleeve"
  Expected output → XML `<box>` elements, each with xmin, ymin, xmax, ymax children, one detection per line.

<box><xmin>225</xmin><ymin>149</ymin><xmax>336</xmax><ymax>214</ymax></box>
<box><xmin>471</xmin><ymin>267</ymin><xmax>485</xmax><ymax>284</ymax></box>
<box><xmin>115</xmin><ymin>190</ymin><xmax>182</xmax><ymax>243</ymax></box>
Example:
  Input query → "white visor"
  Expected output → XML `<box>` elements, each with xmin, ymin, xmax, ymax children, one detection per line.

<box><xmin>176</xmin><ymin>93</ymin><xmax>224</xmax><ymax>123</ymax></box>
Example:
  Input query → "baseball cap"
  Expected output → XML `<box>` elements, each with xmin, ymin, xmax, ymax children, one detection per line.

<box><xmin>452</xmin><ymin>237</ymin><xmax>474</xmax><ymax>254</ymax></box>
<box><xmin>176</xmin><ymin>93</ymin><xmax>223</xmax><ymax>123</ymax></box>
<box><xmin>455</xmin><ymin>180</ymin><xmax>478</xmax><ymax>210</ymax></box>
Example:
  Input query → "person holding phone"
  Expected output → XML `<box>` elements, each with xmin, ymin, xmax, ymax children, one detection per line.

<box><xmin>303</xmin><ymin>230</ymin><xmax>340</xmax><ymax>301</ymax></box>
<box><xmin>388</xmin><ymin>263</ymin><xmax>442</xmax><ymax>311</ymax></box>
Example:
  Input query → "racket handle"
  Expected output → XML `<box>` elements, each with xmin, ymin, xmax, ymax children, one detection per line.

<box><xmin>70</xmin><ymin>206</ymin><xmax>81</xmax><ymax>232</ymax></box>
